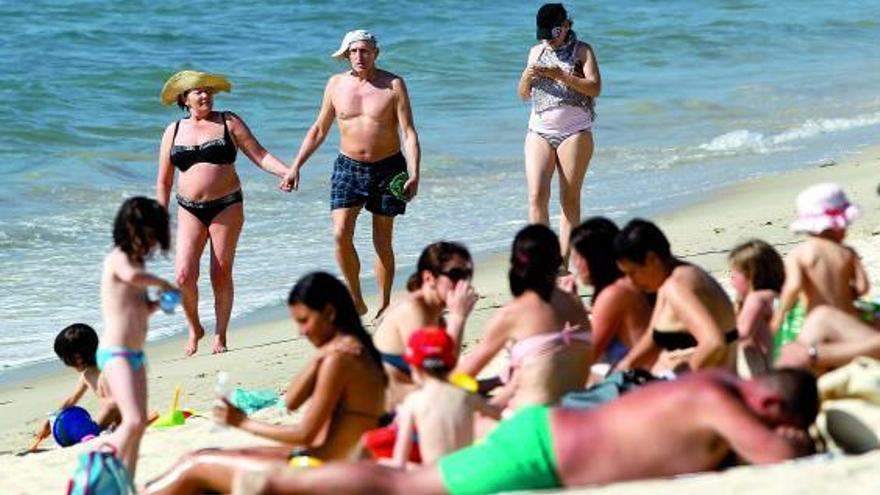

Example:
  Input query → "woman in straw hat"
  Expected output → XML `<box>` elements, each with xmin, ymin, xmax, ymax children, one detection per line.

<box><xmin>157</xmin><ymin>70</ymin><xmax>292</xmax><ymax>356</ymax></box>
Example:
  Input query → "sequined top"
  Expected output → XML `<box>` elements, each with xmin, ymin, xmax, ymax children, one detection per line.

<box><xmin>530</xmin><ymin>31</ymin><xmax>595</xmax><ymax>120</ymax></box>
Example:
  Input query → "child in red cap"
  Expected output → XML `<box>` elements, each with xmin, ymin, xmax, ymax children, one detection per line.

<box><xmin>390</xmin><ymin>327</ymin><xmax>500</xmax><ymax>468</ymax></box>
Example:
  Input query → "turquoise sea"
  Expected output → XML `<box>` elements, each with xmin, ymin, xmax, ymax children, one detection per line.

<box><xmin>1</xmin><ymin>1</ymin><xmax>879</xmax><ymax>374</ymax></box>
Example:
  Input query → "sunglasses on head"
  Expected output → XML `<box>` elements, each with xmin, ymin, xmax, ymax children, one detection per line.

<box><xmin>437</xmin><ymin>267</ymin><xmax>473</xmax><ymax>282</ymax></box>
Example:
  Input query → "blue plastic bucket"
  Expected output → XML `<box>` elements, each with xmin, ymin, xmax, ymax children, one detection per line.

<box><xmin>52</xmin><ymin>406</ymin><xmax>101</xmax><ymax>447</ymax></box>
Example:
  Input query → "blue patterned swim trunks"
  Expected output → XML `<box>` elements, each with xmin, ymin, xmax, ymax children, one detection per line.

<box><xmin>330</xmin><ymin>152</ymin><xmax>408</xmax><ymax>216</ymax></box>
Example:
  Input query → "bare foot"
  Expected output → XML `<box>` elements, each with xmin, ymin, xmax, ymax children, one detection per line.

<box><xmin>212</xmin><ymin>334</ymin><xmax>228</xmax><ymax>354</ymax></box>
<box><xmin>185</xmin><ymin>325</ymin><xmax>205</xmax><ymax>357</ymax></box>
<box><xmin>354</xmin><ymin>299</ymin><xmax>368</xmax><ymax>317</ymax></box>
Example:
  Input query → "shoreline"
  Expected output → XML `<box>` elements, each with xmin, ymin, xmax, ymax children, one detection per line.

<box><xmin>1</xmin><ymin>144</ymin><xmax>878</xmax><ymax>492</ymax></box>
<box><xmin>5</xmin><ymin>142</ymin><xmax>874</xmax><ymax>388</ymax></box>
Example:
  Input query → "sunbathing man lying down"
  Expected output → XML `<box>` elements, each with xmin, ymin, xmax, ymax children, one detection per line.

<box><xmin>162</xmin><ymin>368</ymin><xmax>817</xmax><ymax>495</ymax></box>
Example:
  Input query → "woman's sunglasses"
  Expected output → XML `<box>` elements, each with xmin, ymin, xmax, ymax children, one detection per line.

<box><xmin>437</xmin><ymin>267</ymin><xmax>473</xmax><ymax>282</ymax></box>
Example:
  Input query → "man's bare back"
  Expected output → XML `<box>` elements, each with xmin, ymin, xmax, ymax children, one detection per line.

<box><xmin>331</xmin><ymin>69</ymin><xmax>402</xmax><ymax>162</ymax></box>
<box><xmin>554</xmin><ymin>371</ymin><xmax>809</xmax><ymax>485</ymax></box>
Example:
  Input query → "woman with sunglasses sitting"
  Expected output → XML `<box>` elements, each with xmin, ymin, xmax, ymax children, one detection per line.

<box><xmin>456</xmin><ymin>225</ymin><xmax>591</xmax><ymax>420</ymax></box>
<box><xmin>372</xmin><ymin>242</ymin><xmax>478</xmax><ymax>409</ymax></box>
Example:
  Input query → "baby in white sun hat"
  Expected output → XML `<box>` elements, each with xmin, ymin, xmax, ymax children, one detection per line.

<box><xmin>771</xmin><ymin>182</ymin><xmax>870</xmax><ymax>335</ymax></box>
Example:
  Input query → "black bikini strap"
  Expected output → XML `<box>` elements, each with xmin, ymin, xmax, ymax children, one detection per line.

<box><xmin>172</xmin><ymin>120</ymin><xmax>181</xmax><ymax>141</ymax></box>
<box><xmin>222</xmin><ymin>111</ymin><xmax>237</xmax><ymax>147</ymax></box>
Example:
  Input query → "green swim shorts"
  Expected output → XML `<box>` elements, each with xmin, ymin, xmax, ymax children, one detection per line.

<box><xmin>438</xmin><ymin>406</ymin><xmax>561</xmax><ymax>495</ymax></box>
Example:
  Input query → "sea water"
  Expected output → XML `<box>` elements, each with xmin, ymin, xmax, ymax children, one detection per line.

<box><xmin>1</xmin><ymin>0</ymin><xmax>879</xmax><ymax>374</ymax></box>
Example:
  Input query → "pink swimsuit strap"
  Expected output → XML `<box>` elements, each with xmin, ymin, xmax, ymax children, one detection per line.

<box><xmin>501</xmin><ymin>325</ymin><xmax>591</xmax><ymax>383</ymax></box>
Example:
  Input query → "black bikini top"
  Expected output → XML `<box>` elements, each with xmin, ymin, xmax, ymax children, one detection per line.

<box><xmin>652</xmin><ymin>328</ymin><xmax>738</xmax><ymax>352</ymax></box>
<box><xmin>170</xmin><ymin>112</ymin><xmax>237</xmax><ymax>172</ymax></box>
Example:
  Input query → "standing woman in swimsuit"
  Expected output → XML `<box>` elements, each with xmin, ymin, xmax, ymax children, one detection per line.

<box><xmin>156</xmin><ymin>70</ymin><xmax>292</xmax><ymax>356</ymax></box>
<box><xmin>456</xmin><ymin>224</ymin><xmax>591</xmax><ymax>413</ymax></box>
<box><xmin>372</xmin><ymin>241</ymin><xmax>478</xmax><ymax>409</ymax></box>
<box><xmin>613</xmin><ymin>219</ymin><xmax>737</xmax><ymax>375</ymax></box>
<box><xmin>144</xmin><ymin>273</ymin><xmax>387</xmax><ymax>495</ymax></box>
<box><xmin>517</xmin><ymin>3</ymin><xmax>601</xmax><ymax>266</ymax></box>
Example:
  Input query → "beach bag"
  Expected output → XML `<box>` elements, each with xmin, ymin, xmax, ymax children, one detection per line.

<box><xmin>561</xmin><ymin>369</ymin><xmax>656</xmax><ymax>409</ymax></box>
<box><xmin>67</xmin><ymin>444</ymin><xmax>134</xmax><ymax>495</ymax></box>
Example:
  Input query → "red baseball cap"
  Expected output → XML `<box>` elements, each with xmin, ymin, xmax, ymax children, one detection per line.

<box><xmin>405</xmin><ymin>327</ymin><xmax>457</xmax><ymax>370</ymax></box>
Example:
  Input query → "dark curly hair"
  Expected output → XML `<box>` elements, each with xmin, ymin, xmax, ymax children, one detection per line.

<box><xmin>406</xmin><ymin>241</ymin><xmax>472</xmax><ymax>292</ymax></box>
<box><xmin>112</xmin><ymin>197</ymin><xmax>170</xmax><ymax>264</ymax></box>
<box><xmin>509</xmin><ymin>224</ymin><xmax>562</xmax><ymax>301</ymax></box>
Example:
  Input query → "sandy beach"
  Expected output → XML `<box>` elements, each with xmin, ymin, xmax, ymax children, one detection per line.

<box><xmin>1</xmin><ymin>144</ymin><xmax>879</xmax><ymax>494</ymax></box>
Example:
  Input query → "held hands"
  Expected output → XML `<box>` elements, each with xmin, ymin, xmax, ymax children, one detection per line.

<box><xmin>446</xmin><ymin>280</ymin><xmax>478</xmax><ymax>320</ymax></box>
<box><xmin>213</xmin><ymin>398</ymin><xmax>247</xmax><ymax>428</ymax></box>
<box><xmin>280</xmin><ymin>166</ymin><xmax>300</xmax><ymax>192</ymax></box>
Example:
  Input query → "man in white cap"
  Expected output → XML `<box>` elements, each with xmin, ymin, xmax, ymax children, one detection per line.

<box><xmin>770</xmin><ymin>182</ymin><xmax>869</xmax><ymax>334</ymax></box>
<box><xmin>282</xmin><ymin>29</ymin><xmax>420</xmax><ymax>318</ymax></box>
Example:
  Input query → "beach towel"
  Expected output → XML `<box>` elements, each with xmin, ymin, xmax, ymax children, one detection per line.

<box><xmin>815</xmin><ymin>357</ymin><xmax>880</xmax><ymax>454</ymax></box>
<box><xmin>560</xmin><ymin>369</ymin><xmax>656</xmax><ymax>409</ymax></box>
<box><xmin>229</xmin><ymin>388</ymin><xmax>280</xmax><ymax>415</ymax></box>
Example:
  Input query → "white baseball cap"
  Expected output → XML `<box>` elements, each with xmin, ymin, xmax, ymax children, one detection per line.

<box><xmin>789</xmin><ymin>182</ymin><xmax>860</xmax><ymax>234</ymax></box>
<box><xmin>331</xmin><ymin>29</ymin><xmax>378</xmax><ymax>59</ymax></box>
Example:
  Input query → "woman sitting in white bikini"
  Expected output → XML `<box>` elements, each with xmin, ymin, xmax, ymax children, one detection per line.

<box><xmin>455</xmin><ymin>224</ymin><xmax>591</xmax><ymax>414</ymax></box>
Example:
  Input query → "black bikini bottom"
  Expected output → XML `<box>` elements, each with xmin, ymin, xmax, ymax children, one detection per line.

<box><xmin>176</xmin><ymin>190</ymin><xmax>243</xmax><ymax>227</ymax></box>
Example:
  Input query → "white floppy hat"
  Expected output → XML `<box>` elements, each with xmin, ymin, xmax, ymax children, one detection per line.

<box><xmin>790</xmin><ymin>182</ymin><xmax>860</xmax><ymax>234</ymax></box>
<box><xmin>331</xmin><ymin>29</ymin><xmax>377</xmax><ymax>59</ymax></box>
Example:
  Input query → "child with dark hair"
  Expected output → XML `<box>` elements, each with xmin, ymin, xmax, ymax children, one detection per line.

<box><xmin>100</xmin><ymin>196</ymin><xmax>176</xmax><ymax>476</ymax></box>
<box><xmin>391</xmin><ymin>328</ymin><xmax>499</xmax><ymax>468</ymax></box>
<box><xmin>728</xmin><ymin>239</ymin><xmax>785</xmax><ymax>376</ymax></box>
<box><xmin>32</xmin><ymin>324</ymin><xmax>120</xmax><ymax>448</ymax></box>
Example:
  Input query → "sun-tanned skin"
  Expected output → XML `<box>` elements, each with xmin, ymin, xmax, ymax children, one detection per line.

<box><xmin>771</xmin><ymin>231</ymin><xmax>869</xmax><ymax>332</ymax></box>
<box><xmin>777</xmin><ymin>305</ymin><xmax>880</xmax><ymax>374</ymax></box>
<box><xmin>249</xmin><ymin>371</ymin><xmax>815</xmax><ymax>495</ymax></box>
<box><xmin>282</xmin><ymin>39</ymin><xmax>420</xmax><ymax>318</ymax></box>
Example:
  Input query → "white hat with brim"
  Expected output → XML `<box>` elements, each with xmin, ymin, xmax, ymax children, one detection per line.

<box><xmin>789</xmin><ymin>182</ymin><xmax>860</xmax><ymax>234</ymax></box>
<box><xmin>331</xmin><ymin>29</ymin><xmax>377</xmax><ymax>59</ymax></box>
<box><xmin>160</xmin><ymin>70</ymin><xmax>232</xmax><ymax>106</ymax></box>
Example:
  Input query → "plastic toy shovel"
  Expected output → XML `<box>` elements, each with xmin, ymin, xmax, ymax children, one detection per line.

<box><xmin>152</xmin><ymin>385</ymin><xmax>187</xmax><ymax>428</ymax></box>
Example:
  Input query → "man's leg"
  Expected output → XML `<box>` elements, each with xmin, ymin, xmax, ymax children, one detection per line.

<box><xmin>262</xmin><ymin>462</ymin><xmax>446</xmax><ymax>495</ymax></box>
<box><xmin>372</xmin><ymin>214</ymin><xmax>395</xmax><ymax>319</ymax></box>
<box><xmin>332</xmin><ymin>206</ymin><xmax>368</xmax><ymax>316</ymax></box>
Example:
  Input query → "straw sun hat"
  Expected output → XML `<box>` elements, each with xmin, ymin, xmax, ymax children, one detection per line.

<box><xmin>160</xmin><ymin>70</ymin><xmax>232</xmax><ymax>105</ymax></box>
